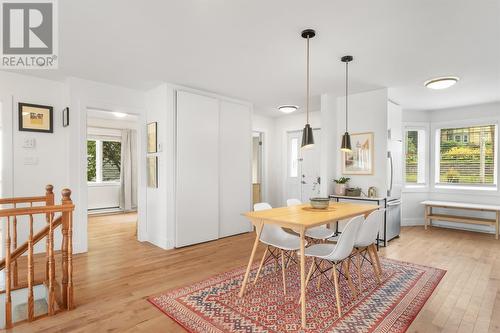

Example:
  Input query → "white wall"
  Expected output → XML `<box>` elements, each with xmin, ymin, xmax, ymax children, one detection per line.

<box><xmin>0</xmin><ymin>72</ymin><xmax>68</xmax><ymax>253</ymax></box>
<box><xmin>402</xmin><ymin>102</ymin><xmax>500</xmax><ymax>234</ymax></box>
<box><xmin>145</xmin><ymin>84</ymin><xmax>176</xmax><ymax>249</ymax></box>
<box><xmin>320</xmin><ymin>89</ymin><xmax>389</xmax><ymax>198</ymax></box>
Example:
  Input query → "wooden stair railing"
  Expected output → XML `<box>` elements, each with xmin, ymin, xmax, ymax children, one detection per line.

<box><xmin>0</xmin><ymin>185</ymin><xmax>75</xmax><ymax>328</ymax></box>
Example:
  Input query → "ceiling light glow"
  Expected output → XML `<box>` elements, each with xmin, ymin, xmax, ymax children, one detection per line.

<box><xmin>278</xmin><ymin>105</ymin><xmax>298</xmax><ymax>114</ymax></box>
<box><xmin>112</xmin><ymin>112</ymin><xmax>128</xmax><ymax>118</ymax></box>
<box><xmin>424</xmin><ymin>76</ymin><xmax>459</xmax><ymax>90</ymax></box>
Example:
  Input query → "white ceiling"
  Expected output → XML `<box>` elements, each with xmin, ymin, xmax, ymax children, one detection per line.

<box><xmin>20</xmin><ymin>0</ymin><xmax>500</xmax><ymax>117</ymax></box>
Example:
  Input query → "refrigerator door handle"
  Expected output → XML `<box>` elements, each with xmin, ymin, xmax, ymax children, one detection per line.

<box><xmin>387</xmin><ymin>151</ymin><xmax>393</xmax><ymax>197</ymax></box>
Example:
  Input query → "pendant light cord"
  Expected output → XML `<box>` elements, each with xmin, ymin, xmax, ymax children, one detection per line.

<box><xmin>306</xmin><ymin>36</ymin><xmax>310</xmax><ymax>124</ymax></box>
<box><xmin>345</xmin><ymin>60</ymin><xmax>348</xmax><ymax>132</ymax></box>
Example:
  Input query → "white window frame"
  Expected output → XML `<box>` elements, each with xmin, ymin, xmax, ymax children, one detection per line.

<box><xmin>403</xmin><ymin>123</ymin><xmax>429</xmax><ymax>190</ymax></box>
<box><xmin>433</xmin><ymin>121</ymin><xmax>498</xmax><ymax>191</ymax></box>
<box><xmin>87</xmin><ymin>136</ymin><xmax>121</xmax><ymax>185</ymax></box>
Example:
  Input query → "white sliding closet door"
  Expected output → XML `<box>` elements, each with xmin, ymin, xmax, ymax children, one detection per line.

<box><xmin>176</xmin><ymin>91</ymin><xmax>219</xmax><ymax>247</ymax></box>
<box><xmin>219</xmin><ymin>101</ymin><xmax>252</xmax><ymax>237</ymax></box>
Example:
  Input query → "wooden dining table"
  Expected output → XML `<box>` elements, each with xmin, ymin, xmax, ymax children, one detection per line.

<box><xmin>238</xmin><ymin>202</ymin><xmax>379</xmax><ymax>328</ymax></box>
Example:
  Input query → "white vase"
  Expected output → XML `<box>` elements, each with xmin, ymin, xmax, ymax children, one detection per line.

<box><xmin>334</xmin><ymin>184</ymin><xmax>346</xmax><ymax>196</ymax></box>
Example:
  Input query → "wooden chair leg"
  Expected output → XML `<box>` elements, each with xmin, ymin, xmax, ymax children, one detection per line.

<box><xmin>281</xmin><ymin>250</ymin><xmax>287</xmax><ymax>295</ymax></box>
<box><xmin>332</xmin><ymin>263</ymin><xmax>342</xmax><ymax>317</ymax></box>
<box><xmin>253</xmin><ymin>246</ymin><xmax>268</xmax><ymax>285</ymax></box>
<box><xmin>367</xmin><ymin>245</ymin><xmax>381</xmax><ymax>284</ymax></box>
<box><xmin>355</xmin><ymin>250</ymin><xmax>363</xmax><ymax>293</ymax></box>
<box><xmin>343</xmin><ymin>260</ymin><xmax>357</xmax><ymax>298</ymax></box>
<box><xmin>316</xmin><ymin>260</ymin><xmax>323</xmax><ymax>291</ymax></box>
<box><xmin>371</xmin><ymin>244</ymin><xmax>382</xmax><ymax>278</ymax></box>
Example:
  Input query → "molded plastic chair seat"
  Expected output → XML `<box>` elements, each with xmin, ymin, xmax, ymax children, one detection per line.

<box><xmin>303</xmin><ymin>243</ymin><xmax>335</xmax><ymax>258</ymax></box>
<box><xmin>305</xmin><ymin>226</ymin><xmax>336</xmax><ymax>240</ymax></box>
<box><xmin>260</xmin><ymin>233</ymin><xmax>301</xmax><ymax>251</ymax></box>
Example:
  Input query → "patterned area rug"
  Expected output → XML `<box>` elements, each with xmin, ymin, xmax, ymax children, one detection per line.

<box><xmin>148</xmin><ymin>257</ymin><xmax>445</xmax><ymax>332</ymax></box>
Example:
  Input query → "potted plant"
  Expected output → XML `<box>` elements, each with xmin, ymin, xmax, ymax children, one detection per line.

<box><xmin>332</xmin><ymin>177</ymin><xmax>350</xmax><ymax>195</ymax></box>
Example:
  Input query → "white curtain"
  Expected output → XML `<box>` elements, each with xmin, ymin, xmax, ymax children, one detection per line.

<box><xmin>120</xmin><ymin>129</ymin><xmax>137</xmax><ymax>211</ymax></box>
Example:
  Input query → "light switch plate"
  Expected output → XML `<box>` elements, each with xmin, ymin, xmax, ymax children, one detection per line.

<box><xmin>23</xmin><ymin>138</ymin><xmax>36</xmax><ymax>148</ymax></box>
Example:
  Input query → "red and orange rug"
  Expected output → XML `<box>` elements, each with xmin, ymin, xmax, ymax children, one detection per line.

<box><xmin>149</xmin><ymin>258</ymin><xmax>445</xmax><ymax>332</ymax></box>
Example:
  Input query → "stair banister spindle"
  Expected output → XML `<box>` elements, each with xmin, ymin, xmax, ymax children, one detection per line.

<box><xmin>62</xmin><ymin>189</ymin><xmax>74</xmax><ymax>309</ymax></box>
<box><xmin>45</xmin><ymin>185</ymin><xmax>54</xmax><ymax>283</ymax></box>
<box><xmin>5</xmin><ymin>216</ymin><xmax>12</xmax><ymax>328</ymax></box>
<box><xmin>27</xmin><ymin>214</ymin><xmax>35</xmax><ymax>321</ymax></box>
<box><xmin>47</xmin><ymin>208</ymin><xmax>55</xmax><ymax>315</ymax></box>
<box><xmin>12</xmin><ymin>204</ymin><xmax>18</xmax><ymax>288</ymax></box>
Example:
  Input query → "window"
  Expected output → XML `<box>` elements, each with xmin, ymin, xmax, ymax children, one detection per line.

<box><xmin>437</xmin><ymin>125</ymin><xmax>496</xmax><ymax>186</ymax></box>
<box><xmin>405</xmin><ymin>128</ymin><xmax>426</xmax><ymax>185</ymax></box>
<box><xmin>87</xmin><ymin>139</ymin><xmax>121</xmax><ymax>183</ymax></box>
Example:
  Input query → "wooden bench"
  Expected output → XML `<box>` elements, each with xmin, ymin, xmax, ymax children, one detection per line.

<box><xmin>421</xmin><ymin>200</ymin><xmax>500</xmax><ymax>239</ymax></box>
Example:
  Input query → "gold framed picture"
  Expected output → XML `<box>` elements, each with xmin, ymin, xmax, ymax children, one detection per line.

<box><xmin>19</xmin><ymin>103</ymin><xmax>53</xmax><ymax>133</ymax></box>
<box><xmin>147</xmin><ymin>122</ymin><xmax>157</xmax><ymax>153</ymax></box>
<box><xmin>342</xmin><ymin>132</ymin><xmax>374</xmax><ymax>175</ymax></box>
<box><xmin>147</xmin><ymin>156</ymin><xmax>158</xmax><ymax>188</ymax></box>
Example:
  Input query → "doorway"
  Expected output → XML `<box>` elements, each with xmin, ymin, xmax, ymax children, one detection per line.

<box><xmin>252</xmin><ymin>131</ymin><xmax>264</xmax><ymax>205</ymax></box>
<box><xmin>86</xmin><ymin>109</ymin><xmax>139</xmax><ymax>237</ymax></box>
<box><xmin>285</xmin><ymin>129</ymin><xmax>321</xmax><ymax>203</ymax></box>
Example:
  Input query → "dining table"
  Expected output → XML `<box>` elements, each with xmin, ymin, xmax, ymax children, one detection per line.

<box><xmin>238</xmin><ymin>202</ymin><xmax>379</xmax><ymax>328</ymax></box>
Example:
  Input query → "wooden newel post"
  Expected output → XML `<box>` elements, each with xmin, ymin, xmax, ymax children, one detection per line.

<box><xmin>45</xmin><ymin>184</ymin><xmax>54</xmax><ymax>283</ymax></box>
<box><xmin>61</xmin><ymin>189</ymin><xmax>73</xmax><ymax>310</ymax></box>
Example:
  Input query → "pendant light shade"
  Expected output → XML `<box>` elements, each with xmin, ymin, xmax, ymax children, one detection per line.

<box><xmin>300</xmin><ymin>29</ymin><xmax>316</xmax><ymax>149</ymax></box>
<box><xmin>340</xmin><ymin>55</ymin><xmax>353</xmax><ymax>152</ymax></box>
<box><xmin>302</xmin><ymin>123</ymin><xmax>314</xmax><ymax>149</ymax></box>
<box><xmin>341</xmin><ymin>132</ymin><xmax>351</xmax><ymax>152</ymax></box>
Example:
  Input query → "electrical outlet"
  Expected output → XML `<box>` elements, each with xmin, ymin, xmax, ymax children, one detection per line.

<box><xmin>24</xmin><ymin>156</ymin><xmax>38</xmax><ymax>165</ymax></box>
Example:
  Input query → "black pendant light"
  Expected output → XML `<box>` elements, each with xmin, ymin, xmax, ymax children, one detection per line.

<box><xmin>340</xmin><ymin>55</ymin><xmax>353</xmax><ymax>152</ymax></box>
<box><xmin>301</xmin><ymin>29</ymin><xmax>315</xmax><ymax>149</ymax></box>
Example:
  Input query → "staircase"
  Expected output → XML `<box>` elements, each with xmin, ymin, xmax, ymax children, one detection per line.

<box><xmin>0</xmin><ymin>185</ymin><xmax>75</xmax><ymax>329</ymax></box>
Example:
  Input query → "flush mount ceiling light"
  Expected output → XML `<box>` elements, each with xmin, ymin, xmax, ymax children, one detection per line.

<box><xmin>112</xmin><ymin>112</ymin><xmax>127</xmax><ymax>118</ymax></box>
<box><xmin>424</xmin><ymin>76</ymin><xmax>459</xmax><ymax>90</ymax></box>
<box><xmin>300</xmin><ymin>29</ymin><xmax>316</xmax><ymax>149</ymax></box>
<box><xmin>278</xmin><ymin>105</ymin><xmax>298</xmax><ymax>114</ymax></box>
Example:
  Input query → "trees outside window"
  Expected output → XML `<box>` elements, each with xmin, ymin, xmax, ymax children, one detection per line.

<box><xmin>87</xmin><ymin>139</ymin><xmax>121</xmax><ymax>183</ymax></box>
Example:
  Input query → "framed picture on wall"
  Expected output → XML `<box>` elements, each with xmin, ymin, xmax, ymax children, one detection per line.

<box><xmin>62</xmin><ymin>107</ymin><xmax>69</xmax><ymax>127</ymax></box>
<box><xmin>147</xmin><ymin>156</ymin><xmax>158</xmax><ymax>188</ymax></box>
<box><xmin>19</xmin><ymin>103</ymin><xmax>53</xmax><ymax>133</ymax></box>
<box><xmin>147</xmin><ymin>122</ymin><xmax>157</xmax><ymax>153</ymax></box>
<box><xmin>342</xmin><ymin>132</ymin><xmax>374</xmax><ymax>175</ymax></box>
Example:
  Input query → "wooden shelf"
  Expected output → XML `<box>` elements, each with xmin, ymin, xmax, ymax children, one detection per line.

<box><xmin>428</xmin><ymin>214</ymin><xmax>496</xmax><ymax>226</ymax></box>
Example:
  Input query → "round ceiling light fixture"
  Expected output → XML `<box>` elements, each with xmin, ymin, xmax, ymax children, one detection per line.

<box><xmin>278</xmin><ymin>105</ymin><xmax>298</xmax><ymax>114</ymax></box>
<box><xmin>424</xmin><ymin>76</ymin><xmax>459</xmax><ymax>90</ymax></box>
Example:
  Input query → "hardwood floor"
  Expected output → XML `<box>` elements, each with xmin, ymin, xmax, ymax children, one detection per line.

<box><xmin>7</xmin><ymin>214</ymin><xmax>500</xmax><ymax>332</ymax></box>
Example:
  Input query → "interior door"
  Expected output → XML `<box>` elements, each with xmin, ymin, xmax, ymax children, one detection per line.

<box><xmin>175</xmin><ymin>91</ymin><xmax>219</xmax><ymax>247</ymax></box>
<box><xmin>299</xmin><ymin>129</ymin><xmax>321</xmax><ymax>202</ymax></box>
<box><xmin>285</xmin><ymin>131</ymin><xmax>301</xmax><ymax>202</ymax></box>
<box><xmin>219</xmin><ymin>101</ymin><xmax>252</xmax><ymax>237</ymax></box>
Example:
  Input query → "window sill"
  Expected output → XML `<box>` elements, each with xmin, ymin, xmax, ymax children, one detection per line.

<box><xmin>403</xmin><ymin>185</ymin><xmax>428</xmax><ymax>193</ymax></box>
<box><xmin>434</xmin><ymin>184</ymin><xmax>498</xmax><ymax>192</ymax></box>
<box><xmin>88</xmin><ymin>182</ymin><xmax>121</xmax><ymax>187</ymax></box>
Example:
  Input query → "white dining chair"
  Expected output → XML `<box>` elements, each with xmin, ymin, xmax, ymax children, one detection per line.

<box><xmin>352</xmin><ymin>209</ymin><xmax>385</xmax><ymax>289</ymax></box>
<box><xmin>302</xmin><ymin>215</ymin><xmax>363</xmax><ymax>317</ymax></box>
<box><xmin>286</xmin><ymin>198</ymin><xmax>302</xmax><ymax>206</ymax></box>
<box><xmin>286</xmin><ymin>198</ymin><xmax>337</xmax><ymax>242</ymax></box>
<box><xmin>253</xmin><ymin>202</ymin><xmax>301</xmax><ymax>295</ymax></box>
